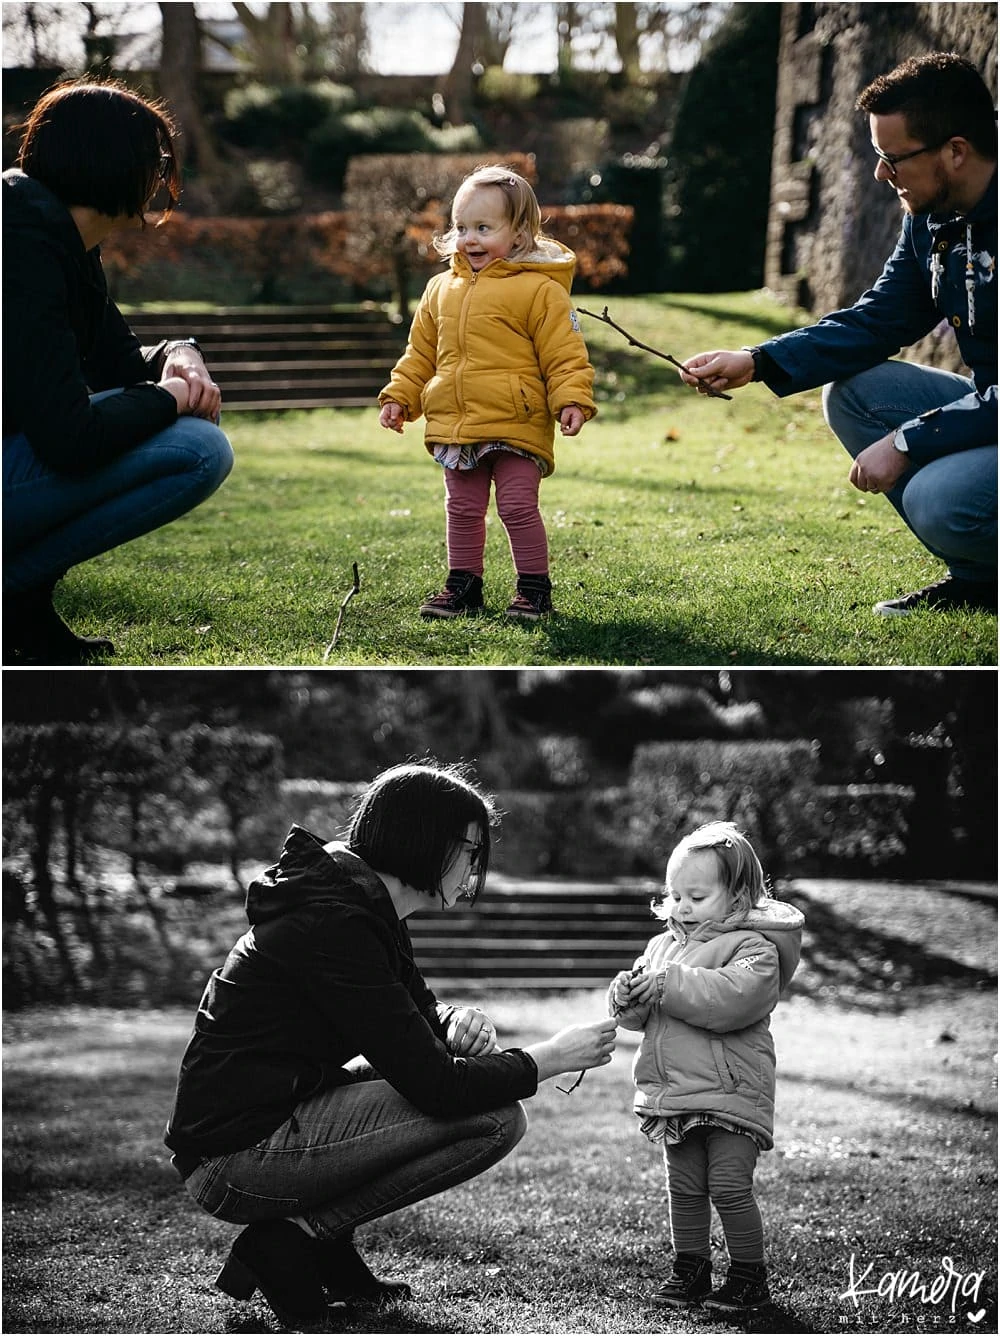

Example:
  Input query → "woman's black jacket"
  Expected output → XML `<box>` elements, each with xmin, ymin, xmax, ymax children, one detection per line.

<box><xmin>164</xmin><ymin>827</ymin><xmax>538</xmax><ymax>1165</ymax></box>
<box><xmin>2</xmin><ymin>168</ymin><xmax>178</xmax><ymax>474</ymax></box>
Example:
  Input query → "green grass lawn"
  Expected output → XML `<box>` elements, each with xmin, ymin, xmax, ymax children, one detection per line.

<box><xmin>62</xmin><ymin>292</ymin><xmax>996</xmax><ymax>666</ymax></box>
<box><xmin>3</xmin><ymin>987</ymin><xmax>996</xmax><ymax>1334</ymax></box>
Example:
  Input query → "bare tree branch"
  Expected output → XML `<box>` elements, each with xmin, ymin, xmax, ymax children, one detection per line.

<box><xmin>577</xmin><ymin>305</ymin><xmax>733</xmax><ymax>399</ymax></box>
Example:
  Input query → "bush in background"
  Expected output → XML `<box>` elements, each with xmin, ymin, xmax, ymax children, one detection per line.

<box><xmin>629</xmin><ymin>739</ymin><xmax>822</xmax><ymax>878</ymax></box>
<box><xmin>661</xmin><ymin>2</ymin><xmax>781</xmax><ymax>291</ymax></box>
<box><xmin>221</xmin><ymin>80</ymin><xmax>358</xmax><ymax>149</ymax></box>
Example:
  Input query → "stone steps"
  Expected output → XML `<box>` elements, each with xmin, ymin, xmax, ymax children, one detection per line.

<box><xmin>128</xmin><ymin>306</ymin><xmax>402</xmax><ymax>411</ymax></box>
<box><xmin>407</xmin><ymin>879</ymin><xmax>659</xmax><ymax>991</ymax></box>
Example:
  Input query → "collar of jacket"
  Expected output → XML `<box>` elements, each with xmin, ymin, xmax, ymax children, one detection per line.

<box><xmin>448</xmin><ymin>239</ymin><xmax>577</xmax><ymax>290</ymax></box>
<box><xmin>2</xmin><ymin>167</ymin><xmax>90</xmax><ymax>259</ymax></box>
<box><xmin>244</xmin><ymin>824</ymin><xmax>399</xmax><ymax>929</ymax></box>
<box><xmin>926</xmin><ymin>168</ymin><xmax>998</xmax><ymax>235</ymax></box>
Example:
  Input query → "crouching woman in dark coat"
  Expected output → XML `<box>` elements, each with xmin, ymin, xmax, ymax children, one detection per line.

<box><xmin>2</xmin><ymin>79</ymin><xmax>233</xmax><ymax>665</ymax></box>
<box><xmin>165</xmin><ymin>761</ymin><xmax>617</xmax><ymax>1330</ymax></box>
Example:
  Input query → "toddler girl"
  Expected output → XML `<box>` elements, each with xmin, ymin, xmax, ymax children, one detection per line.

<box><xmin>608</xmin><ymin>821</ymin><xmax>804</xmax><ymax>1315</ymax></box>
<box><xmin>378</xmin><ymin>165</ymin><xmax>597</xmax><ymax>620</ymax></box>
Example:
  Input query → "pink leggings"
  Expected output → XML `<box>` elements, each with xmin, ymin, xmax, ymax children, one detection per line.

<box><xmin>442</xmin><ymin>453</ymin><xmax>548</xmax><ymax>576</ymax></box>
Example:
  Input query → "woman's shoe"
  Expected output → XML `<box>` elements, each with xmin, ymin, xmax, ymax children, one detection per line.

<box><xmin>216</xmin><ymin>1220</ymin><xmax>329</xmax><ymax>1329</ymax></box>
<box><xmin>3</xmin><ymin>585</ymin><xmax>114</xmax><ymax>665</ymax></box>
<box><xmin>313</xmin><ymin>1234</ymin><xmax>412</xmax><ymax>1304</ymax></box>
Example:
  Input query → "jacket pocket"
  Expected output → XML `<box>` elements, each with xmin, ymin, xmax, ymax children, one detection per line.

<box><xmin>710</xmin><ymin>1038</ymin><xmax>739</xmax><ymax>1093</ymax></box>
<box><xmin>509</xmin><ymin>374</ymin><xmax>541</xmax><ymax>421</ymax></box>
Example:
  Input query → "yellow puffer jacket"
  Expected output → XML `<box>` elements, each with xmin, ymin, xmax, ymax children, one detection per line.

<box><xmin>379</xmin><ymin>240</ymin><xmax>597</xmax><ymax>475</ymax></box>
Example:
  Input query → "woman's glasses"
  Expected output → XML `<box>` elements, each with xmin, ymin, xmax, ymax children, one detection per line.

<box><xmin>455</xmin><ymin>837</ymin><xmax>486</xmax><ymax>904</ymax></box>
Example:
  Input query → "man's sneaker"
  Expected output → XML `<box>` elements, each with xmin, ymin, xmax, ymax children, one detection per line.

<box><xmin>505</xmin><ymin>573</ymin><xmax>553</xmax><ymax>621</ymax></box>
<box><xmin>419</xmin><ymin>571</ymin><xmax>484</xmax><ymax>619</ymax></box>
<box><xmin>703</xmin><ymin>1261</ymin><xmax>771</xmax><ymax>1314</ymax></box>
<box><xmin>650</xmin><ymin>1253</ymin><xmax>713</xmax><ymax>1308</ymax></box>
<box><xmin>874</xmin><ymin>576</ymin><xmax>998</xmax><ymax>617</ymax></box>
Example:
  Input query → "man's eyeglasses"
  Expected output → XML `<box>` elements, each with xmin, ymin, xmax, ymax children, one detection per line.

<box><xmin>872</xmin><ymin>140</ymin><xmax>947</xmax><ymax>178</ymax></box>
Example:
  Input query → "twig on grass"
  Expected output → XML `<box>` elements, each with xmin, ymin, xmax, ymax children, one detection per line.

<box><xmin>322</xmin><ymin>562</ymin><xmax>361</xmax><ymax>661</ymax></box>
<box><xmin>577</xmin><ymin>304</ymin><xmax>733</xmax><ymax>400</ymax></box>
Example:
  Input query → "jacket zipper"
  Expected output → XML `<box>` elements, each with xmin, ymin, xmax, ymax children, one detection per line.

<box><xmin>455</xmin><ymin>273</ymin><xmax>477</xmax><ymax>438</ymax></box>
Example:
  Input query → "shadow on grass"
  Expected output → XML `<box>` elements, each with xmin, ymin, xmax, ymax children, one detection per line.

<box><xmin>657</xmin><ymin>296</ymin><xmax>811</xmax><ymax>341</ymax></box>
<box><xmin>785</xmin><ymin>886</ymin><xmax>998</xmax><ymax>1010</ymax></box>
<box><xmin>779</xmin><ymin>1066</ymin><xmax>998</xmax><ymax>1123</ymax></box>
<box><xmin>536</xmin><ymin>614</ymin><xmax>827</xmax><ymax>667</ymax></box>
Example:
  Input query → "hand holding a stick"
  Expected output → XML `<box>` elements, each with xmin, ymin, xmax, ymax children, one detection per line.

<box><xmin>676</xmin><ymin>348</ymin><xmax>756</xmax><ymax>396</ymax></box>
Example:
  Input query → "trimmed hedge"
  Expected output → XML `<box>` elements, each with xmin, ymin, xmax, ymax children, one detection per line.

<box><xmin>628</xmin><ymin>740</ymin><xmax>822</xmax><ymax>878</ymax></box>
<box><xmin>101</xmin><ymin>212</ymin><xmax>354</xmax><ymax>306</ymax></box>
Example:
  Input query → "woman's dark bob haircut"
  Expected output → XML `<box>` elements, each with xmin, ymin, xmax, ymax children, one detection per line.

<box><xmin>346</xmin><ymin>761</ymin><xmax>496</xmax><ymax>901</ymax></box>
<box><xmin>16</xmin><ymin>78</ymin><xmax>180</xmax><ymax>222</ymax></box>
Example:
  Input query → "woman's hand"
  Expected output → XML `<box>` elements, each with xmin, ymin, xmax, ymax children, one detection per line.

<box><xmin>159</xmin><ymin>375</ymin><xmax>192</xmax><ymax>414</ymax></box>
<box><xmin>380</xmin><ymin>401</ymin><xmax>405</xmax><ymax>432</ymax></box>
<box><xmin>162</xmin><ymin>350</ymin><xmax>221</xmax><ymax>421</ymax></box>
<box><xmin>446</xmin><ymin>1007</ymin><xmax>498</xmax><ymax>1057</ymax></box>
<box><xmin>526</xmin><ymin>1019</ymin><xmax>617</xmax><ymax>1083</ymax></box>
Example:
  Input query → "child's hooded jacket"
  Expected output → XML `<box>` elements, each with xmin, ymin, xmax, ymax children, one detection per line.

<box><xmin>165</xmin><ymin>826</ymin><xmax>537</xmax><ymax>1168</ymax></box>
<box><xmin>609</xmin><ymin>899</ymin><xmax>804</xmax><ymax>1148</ymax></box>
<box><xmin>379</xmin><ymin>239</ymin><xmax>596</xmax><ymax>474</ymax></box>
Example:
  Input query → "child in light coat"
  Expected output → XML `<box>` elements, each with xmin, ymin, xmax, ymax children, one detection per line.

<box><xmin>379</xmin><ymin>165</ymin><xmax>596</xmax><ymax>621</ymax></box>
<box><xmin>608</xmin><ymin>821</ymin><xmax>804</xmax><ymax>1316</ymax></box>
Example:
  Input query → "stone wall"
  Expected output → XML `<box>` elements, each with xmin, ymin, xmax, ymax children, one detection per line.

<box><xmin>765</xmin><ymin>2</ymin><xmax>997</xmax><ymax>370</ymax></box>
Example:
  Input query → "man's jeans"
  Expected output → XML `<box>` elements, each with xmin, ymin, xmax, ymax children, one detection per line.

<box><xmin>180</xmin><ymin>1075</ymin><xmax>528</xmax><ymax>1242</ymax></box>
<box><xmin>3</xmin><ymin>391</ymin><xmax>234</xmax><ymax>594</ymax></box>
<box><xmin>822</xmin><ymin>362</ymin><xmax>997</xmax><ymax>582</ymax></box>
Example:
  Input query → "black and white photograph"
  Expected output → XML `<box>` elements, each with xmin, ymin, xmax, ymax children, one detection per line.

<box><xmin>2</xmin><ymin>2</ymin><xmax>997</xmax><ymax>1335</ymax></box>
<box><xmin>2</xmin><ymin>667</ymin><xmax>996</xmax><ymax>1334</ymax></box>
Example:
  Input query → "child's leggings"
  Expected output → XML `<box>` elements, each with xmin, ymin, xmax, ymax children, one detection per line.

<box><xmin>664</xmin><ymin>1126</ymin><xmax>764</xmax><ymax>1263</ymax></box>
<box><xmin>442</xmin><ymin>453</ymin><xmax>548</xmax><ymax>576</ymax></box>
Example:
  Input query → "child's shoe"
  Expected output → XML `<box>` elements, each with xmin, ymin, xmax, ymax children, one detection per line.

<box><xmin>420</xmin><ymin>571</ymin><xmax>484</xmax><ymax>618</ymax></box>
<box><xmin>505</xmin><ymin>573</ymin><xmax>553</xmax><ymax>620</ymax></box>
<box><xmin>651</xmin><ymin>1252</ymin><xmax>713</xmax><ymax>1307</ymax></box>
<box><xmin>703</xmin><ymin>1261</ymin><xmax>771</xmax><ymax>1314</ymax></box>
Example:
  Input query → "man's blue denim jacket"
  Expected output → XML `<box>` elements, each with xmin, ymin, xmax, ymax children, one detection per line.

<box><xmin>761</xmin><ymin>171</ymin><xmax>997</xmax><ymax>467</ymax></box>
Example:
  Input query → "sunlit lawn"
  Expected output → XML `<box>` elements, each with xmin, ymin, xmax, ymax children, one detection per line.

<box><xmin>60</xmin><ymin>292</ymin><xmax>996</xmax><ymax>666</ymax></box>
<box><xmin>2</xmin><ymin>987</ymin><xmax>995</xmax><ymax>1334</ymax></box>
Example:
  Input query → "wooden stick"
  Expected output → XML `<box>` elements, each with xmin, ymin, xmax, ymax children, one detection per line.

<box><xmin>322</xmin><ymin>562</ymin><xmax>361</xmax><ymax>661</ymax></box>
<box><xmin>577</xmin><ymin>305</ymin><xmax>733</xmax><ymax>400</ymax></box>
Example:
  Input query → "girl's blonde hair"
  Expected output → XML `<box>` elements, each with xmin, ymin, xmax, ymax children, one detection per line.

<box><xmin>653</xmin><ymin>821</ymin><xmax>770</xmax><ymax>921</ymax></box>
<box><xmin>434</xmin><ymin>164</ymin><xmax>546</xmax><ymax>261</ymax></box>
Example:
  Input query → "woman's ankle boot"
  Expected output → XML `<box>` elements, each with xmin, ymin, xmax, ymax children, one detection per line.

<box><xmin>215</xmin><ymin>1220</ymin><xmax>329</xmax><ymax>1329</ymax></box>
<box><xmin>3</xmin><ymin>585</ymin><xmax>114</xmax><ymax>665</ymax></box>
<box><xmin>313</xmin><ymin>1233</ymin><xmax>412</xmax><ymax>1303</ymax></box>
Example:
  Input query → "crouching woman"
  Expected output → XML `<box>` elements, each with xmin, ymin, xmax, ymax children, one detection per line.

<box><xmin>165</xmin><ymin>760</ymin><xmax>616</xmax><ymax>1330</ymax></box>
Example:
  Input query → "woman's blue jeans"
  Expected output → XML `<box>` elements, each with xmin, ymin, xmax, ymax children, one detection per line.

<box><xmin>3</xmin><ymin>391</ymin><xmax>234</xmax><ymax>594</ymax></box>
<box><xmin>822</xmin><ymin>362</ymin><xmax>997</xmax><ymax>582</ymax></box>
<box><xmin>179</xmin><ymin>1072</ymin><xmax>528</xmax><ymax>1242</ymax></box>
